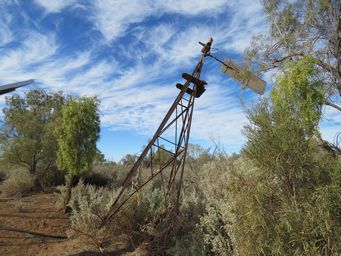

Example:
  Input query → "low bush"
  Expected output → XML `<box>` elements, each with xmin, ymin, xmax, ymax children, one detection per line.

<box><xmin>75</xmin><ymin>162</ymin><xmax>127</xmax><ymax>189</ymax></box>
<box><xmin>58</xmin><ymin>180</ymin><xmax>118</xmax><ymax>252</ymax></box>
<box><xmin>37</xmin><ymin>166</ymin><xmax>65</xmax><ymax>188</ymax></box>
<box><xmin>58</xmin><ymin>177</ymin><xmax>170</xmax><ymax>253</ymax></box>
<box><xmin>84</xmin><ymin>163</ymin><xmax>118</xmax><ymax>188</ymax></box>
<box><xmin>0</xmin><ymin>169</ymin><xmax>35</xmax><ymax>197</ymax></box>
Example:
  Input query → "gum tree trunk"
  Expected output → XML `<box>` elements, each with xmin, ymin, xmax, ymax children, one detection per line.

<box><xmin>63</xmin><ymin>174</ymin><xmax>74</xmax><ymax>213</ymax></box>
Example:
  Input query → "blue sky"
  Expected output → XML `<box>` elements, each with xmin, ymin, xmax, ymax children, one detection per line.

<box><xmin>0</xmin><ymin>0</ymin><xmax>340</xmax><ymax>161</ymax></box>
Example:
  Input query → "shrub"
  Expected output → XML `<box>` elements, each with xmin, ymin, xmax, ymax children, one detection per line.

<box><xmin>0</xmin><ymin>89</ymin><xmax>68</xmax><ymax>192</ymax></box>
<box><xmin>230</xmin><ymin>57</ymin><xmax>341</xmax><ymax>255</ymax></box>
<box><xmin>61</xmin><ymin>179</ymin><xmax>169</xmax><ymax>253</ymax></box>
<box><xmin>165</xmin><ymin>191</ymin><xmax>206</xmax><ymax>256</ymax></box>
<box><xmin>198</xmin><ymin>201</ymin><xmax>235</xmax><ymax>256</ymax></box>
<box><xmin>82</xmin><ymin>163</ymin><xmax>118</xmax><ymax>188</ymax></box>
<box><xmin>0</xmin><ymin>169</ymin><xmax>35</xmax><ymax>197</ymax></box>
<box><xmin>63</xmin><ymin>180</ymin><xmax>118</xmax><ymax>252</ymax></box>
<box><xmin>193</xmin><ymin>157</ymin><xmax>237</xmax><ymax>256</ymax></box>
<box><xmin>37</xmin><ymin>166</ymin><xmax>65</xmax><ymax>188</ymax></box>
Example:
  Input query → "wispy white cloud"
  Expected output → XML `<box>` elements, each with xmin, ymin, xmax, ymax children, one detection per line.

<box><xmin>320</xmin><ymin>126</ymin><xmax>340</xmax><ymax>145</ymax></box>
<box><xmin>34</xmin><ymin>0</ymin><xmax>77</xmax><ymax>13</ymax></box>
<box><xmin>91</xmin><ymin>0</ymin><xmax>230</xmax><ymax>42</ymax></box>
<box><xmin>214</xmin><ymin>1</ymin><xmax>266</xmax><ymax>53</ymax></box>
<box><xmin>0</xmin><ymin>31</ymin><xmax>59</xmax><ymax>83</ymax></box>
<box><xmin>93</xmin><ymin>1</ymin><xmax>267</xmax><ymax>145</ymax></box>
<box><xmin>91</xmin><ymin>0</ymin><xmax>154</xmax><ymax>42</ymax></box>
<box><xmin>0</xmin><ymin>10</ymin><xmax>13</xmax><ymax>47</ymax></box>
<box><xmin>0</xmin><ymin>0</ymin><xmax>282</xmax><ymax>154</ymax></box>
<box><xmin>35</xmin><ymin>55</ymin><xmax>93</xmax><ymax>91</ymax></box>
<box><xmin>162</xmin><ymin>26</ymin><xmax>212</xmax><ymax>65</ymax></box>
<box><xmin>158</xmin><ymin>0</ymin><xmax>228</xmax><ymax>15</ymax></box>
<box><xmin>88</xmin><ymin>0</ymin><xmax>267</xmax><ymax>65</ymax></box>
<box><xmin>322</xmin><ymin>105</ymin><xmax>341</xmax><ymax>124</ymax></box>
<box><xmin>192</xmin><ymin>81</ymin><xmax>248</xmax><ymax>147</ymax></box>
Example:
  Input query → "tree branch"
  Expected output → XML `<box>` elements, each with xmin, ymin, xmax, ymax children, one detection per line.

<box><xmin>316</xmin><ymin>59</ymin><xmax>337</xmax><ymax>75</ymax></box>
<box><xmin>325</xmin><ymin>100</ymin><xmax>341</xmax><ymax>111</ymax></box>
<box><xmin>336</xmin><ymin>5</ymin><xmax>341</xmax><ymax>96</ymax></box>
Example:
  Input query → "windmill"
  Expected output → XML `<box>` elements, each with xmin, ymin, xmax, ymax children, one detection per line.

<box><xmin>104</xmin><ymin>37</ymin><xmax>266</xmax><ymax>223</ymax></box>
<box><xmin>0</xmin><ymin>79</ymin><xmax>34</xmax><ymax>95</ymax></box>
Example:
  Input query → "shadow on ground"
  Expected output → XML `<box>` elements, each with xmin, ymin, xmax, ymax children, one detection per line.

<box><xmin>71</xmin><ymin>247</ymin><xmax>133</xmax><ymax>256</ymax></box>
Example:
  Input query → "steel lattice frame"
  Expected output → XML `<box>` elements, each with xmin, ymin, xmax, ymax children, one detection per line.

<box><xmin>104</xmin><ymin>57</ymin><xmax>206</xmax><ymax>222</ymax></box>
<box><xmin>103</xmin><ymin>37</ymin><xmax>266</xmax><ymax>223</ymax></box>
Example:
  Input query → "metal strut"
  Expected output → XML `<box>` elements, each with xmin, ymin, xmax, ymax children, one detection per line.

<box><xmin>103</xmin><ymin>41</ymin><xmax>211</xmax><ymax>223</ymax></box>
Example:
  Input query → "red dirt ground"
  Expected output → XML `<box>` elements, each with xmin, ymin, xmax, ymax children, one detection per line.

<box><xmin>0</xmin><ymin>193</ymin><xmax>147</xmax><ymax>256</ymax></box>
<box><xmin>0</xmin><ymin>193</ymin><xmax>91</xmax><ymax>256</ymax></box>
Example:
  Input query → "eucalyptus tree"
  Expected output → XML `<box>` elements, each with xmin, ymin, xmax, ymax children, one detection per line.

<box><xmin>55</xmin><ymin>97</ymin><xmax>100</xmax><ymax>211</ymax></box>
<box><xmin>247</xmin><ymin>0</ymin><xmax>341</xmax><ymax>110</ymax></box>
<box><xmin>235</xmin><ymin>56</ymin><xmax>341</xmax><ymax>255</ymax></box>
<box><xmin>0</xmin><ymin>89</ymin><xmax>67</xmax><ymax>190</ymax></box>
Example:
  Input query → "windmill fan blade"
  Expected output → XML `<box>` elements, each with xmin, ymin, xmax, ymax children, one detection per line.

<box><xmin>220</xmin><ymin>59</ymin><xmax>266</xmax><ymax>95</ymax></box>
<box><xmin>0</xmin><ymin>79</ymin><xmax>34</xmax><ymax>95</ymax></box>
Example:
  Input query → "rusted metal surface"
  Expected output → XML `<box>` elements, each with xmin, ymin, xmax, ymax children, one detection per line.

<box><xmin>200</xmin><ymin>37</ymin><xmax>213</xmax><ymax>55</ymax></box>
<box><xmin>220</xmin><ymin>58</ymin><xmax>266</xmax><ymax>95</ymax></box>
<box><xmin>176</xmin><ymin>82</ymin><xmax>205</xmax><ymax>98</ymax></box>
<box><xmin>104</xmin><ymin>49</ymin><xmax>207</xmax><ymax>223</ymax></box>
<box><xmin>181</xmin><ymin>73</ymin><xmax>207</xmax><ymax>87</ymax></box>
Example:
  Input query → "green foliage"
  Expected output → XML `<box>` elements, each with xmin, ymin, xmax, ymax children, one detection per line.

<box><xmin>93</xmin><ymin>148</ymin><xmax>106</xmax><ymax>165</ymax></box>
<box><xmin>271</xmin><ymin>56</ymin><xmax>325</xmax><ymax>135</ymax></box>
<box><xmin>55</xmin><ymin>97</ymin><xmax>100</xmax><ymax>176</ymax></box>
<box><xmin>161</xmin><ymin>153</ymin><xmax>237</xmax><ymax>256</ymax></box>
<box><xmin>244</xmin><ymin>57</ymin><xmax>325</xmax><ymax>196</ymax></box>
<box><xmin>152</xmin><ymin>146</ymin><xmax>173</xmax><ymax>167</ymax></box>
<box><xmin>166</xmin><ymin>191</ymin><xmax>206</xmax><ymax>256</ymax></box>
<box><xmin>186</xmin><ymin>144</ymin><xmax>213</xmax><ymax>172</ymax></box>
<box><xmin>135</xmin><ymin>185</ymin><xmax>168</xmax><ymax>223</ymax></box>
<box><xmin>227</xmin><ymin>154</ymin><xmax>340</xmax><ymax>255</ymax></box>
<box><xmin>120</xmin><ymin>153</ymin><xmax>138</xmax><ymax>167</ymax></box>
<box><xmin>246</xmin><ymin>0</ymin><xmax>340</xmax><ymax>97</ymax></box>
<box><xmin>142</xmin><ymin>145</ymin><xmax>174</xmax><ymax>168</ymax></box>
<box><xmin>199</xmin><ymin>202</ymin><xmax>234</xmax><ymax>256</ymax></box>
<box><xmin>235</xmin><ymin>57</ymin><xmax>341</xmax><ymax>255</ymax></box>
<box><xmin>64</xmin><ymin>179</ymin><xmax>169</xmax><ymax>252</ymax></box>
<box><xmin>63</xmin><ymin>180</ymin><xmax>118</xmax><ymax>251</ymax></box>
<box><xmin>0</xmin><ymin>89</ymin><xmax>67</xmax><ymax>188</ymax></box>
<box><xmin>83</xmin><ymin>162</ymin><xmax>118</xmax><ymax>188</ymax></box>
<box><xmin>193</xmin><ymin>157</ymin><xmax>236</xmax><ymax>256</ymax></box>
<box><xmin>37</xmin><ymin>54</ymin><xmax>337</xmax><ymax>255</ymax></box>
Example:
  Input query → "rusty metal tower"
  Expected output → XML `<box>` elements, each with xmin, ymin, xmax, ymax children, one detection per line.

<box><xmin>104</xmin><ymin>37</ymin><xmax>266</xmax><ymax>222</ymax></box>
